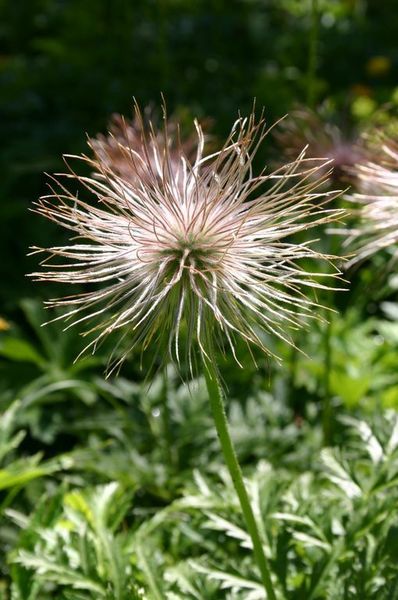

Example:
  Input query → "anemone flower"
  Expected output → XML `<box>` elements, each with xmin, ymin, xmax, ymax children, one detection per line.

<box><xmin>344</xmin><ymin>138</ymin><xmax>398</xmax><ymax>267</ymax></box>
<box><xmin>30</xmin><ymin>104</ymin><xmax>345</xmax><ymax>598</ymax></box>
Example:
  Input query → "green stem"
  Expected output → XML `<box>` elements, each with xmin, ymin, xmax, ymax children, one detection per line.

<box><xmin>203</xmin><ymin>356</ymin><xmax>277</xmax><ymax>600</ymax></box>
<box><xmin>306</xmin><ymin>0</ymin><xmax>319</xmax><ymax>108</ymax></box>
<box><xmin>161</xmin><ymin>369</ymin><xmax>174</xmax><ymax>468</ymax></box>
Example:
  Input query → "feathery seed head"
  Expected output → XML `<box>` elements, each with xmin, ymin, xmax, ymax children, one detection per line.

<box><xmin>274</xmin><ymin>106</ymin><xmax>365</xmax><ymax>185</ymax></box>
<box><xmin>344</xmin><ymin>138</ymin><xmax>398</xmax><ymax>266</ymax></box>
<box><xmin>90</xmin><ymin>109</ymin><xmax>202</xmax><ymax>189</ymax></box>
<box><xmin>30</xmin><ymin>104</ymin><xmax>345</xmax><ymax>375</ymax></box>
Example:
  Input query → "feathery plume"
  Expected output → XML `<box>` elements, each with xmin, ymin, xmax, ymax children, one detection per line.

<box><xmin>90</xmin><ymin>110</ymin><xmax>203</xmax><ymax>188</ymax></box>
<box><xmin>344</xmin><ymin>138</ymin><xmax>398</xmax><ymax>267</ymax></box>
<box><xmin>30</xmin><ymin>105</ymin><xmax>344</xmax><ymax>374</ymax></box>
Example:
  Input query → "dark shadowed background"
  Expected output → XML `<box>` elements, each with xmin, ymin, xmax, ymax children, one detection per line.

<box><xmin>1</xmin><ymin>0</ymin><xmax>397</xmax><ymax>308</ymax></box>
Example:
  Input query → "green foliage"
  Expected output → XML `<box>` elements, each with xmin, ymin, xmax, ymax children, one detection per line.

<box><xmin>2</xmin><ymin>299</ymin><xmax>398</xmax><ymax>597</ymax></box>
<box><xmin>0</xmin><ymin>400</ymin><xmax>71</xmax><ymax>511</ymax></box>
<box><xmin>277</xmin><ymin>307</ymin><xmax>398</xmax><ymax>411</ymax></box>
<box><xmin>4</xmin><ymin>405</ymin><xmax>398</xmax><ymax>598</ymax></box>
<box><xmin>10</xmin><ymin>483</ymin><xmax>143</xmax><ymax>599</ymax></box>
<box><xmin>133</xmin><ymin>413</ymin><xmax>398</xmax><ymax>598</ymax></box>
<box><xmin>2</xmin><ymin>285</ymin><xmax>398</xmax><ymax>597</ymax></box>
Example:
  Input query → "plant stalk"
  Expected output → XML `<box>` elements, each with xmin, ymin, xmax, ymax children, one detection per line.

<box><xmin>203</xmin><ymin>355</ymin><xmax>277</xmax><ymax>600</ymax></box>
<box><xmin>161</xmin><ymin>369</ymin><xmax>175</xmax><ymax>468</ymax></box>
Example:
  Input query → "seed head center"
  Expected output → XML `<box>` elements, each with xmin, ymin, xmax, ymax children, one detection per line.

<box><xmin>175</xmin><ymin>232</ymin><xmax>203</xmax><ymax>257</ymax></box>
<box><xmin>164</xmin><ymin>233</ymin><xmax>212</xmax><ymax>274</ymax></box>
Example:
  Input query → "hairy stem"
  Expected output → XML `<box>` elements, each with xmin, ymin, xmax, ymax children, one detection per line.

<box><xmin>161</xmin><ymin>369</ymin><xmax>175</xmax><ymax>468</ymax></box>
<box><xmin>203</xmin><ymin>356</ymin><xmax>277</xmax><ymax>600</ymax></box>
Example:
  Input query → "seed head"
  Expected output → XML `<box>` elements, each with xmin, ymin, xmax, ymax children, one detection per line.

<box><xmin>274</xmin><ymin>106</ymin><xmax>365</xmax><ymax>185</ymax></box>
<box><xmin>344</xmin><ymin>138</ymin><xmax>398</xmax><ymax>267</ymax></box>
<box><xmin>30</xmin><ymin>105</ymin><xmax>344</xmax><ymax>374</ymax></box>
<box><xmin>90</xmin><ymin>109</ymin><xmax>204</xmax><ymax>188</ymax></box>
